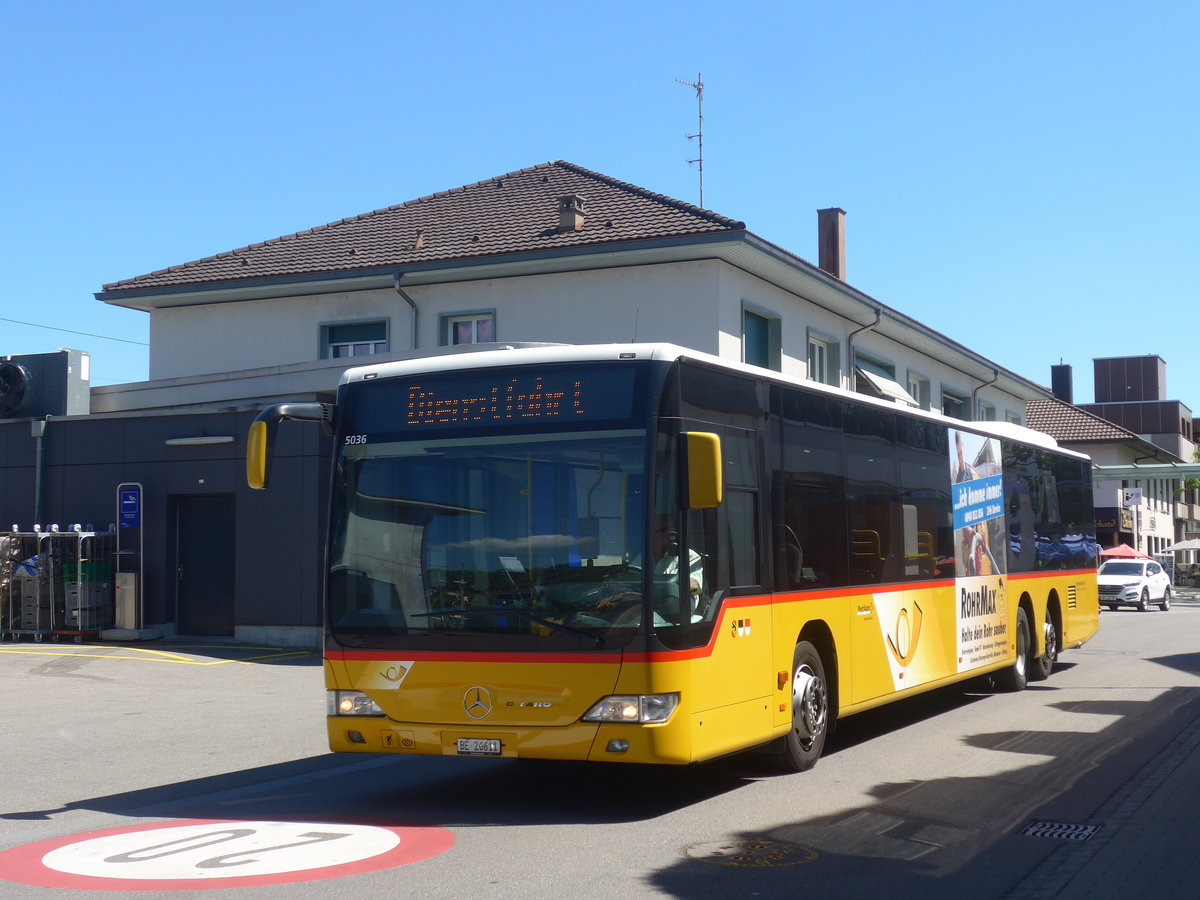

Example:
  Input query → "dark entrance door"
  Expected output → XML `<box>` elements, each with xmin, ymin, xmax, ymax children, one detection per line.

<box><xmin>175</xmin><ymin>494</ymin><xmax>235</xmax><ymax>636</ymax></box>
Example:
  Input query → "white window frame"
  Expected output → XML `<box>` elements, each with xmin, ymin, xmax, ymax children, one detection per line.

<box><xmin>905</xmin><ymin>370</ymin><xmax>932</xmax><ymax>410</ymax></box>
<box><xmin>440</xmin><ymin>310</ymin><xmax>496</xmax><ymax>346</ymax></box>
<box><xmin>807</xmin><ymin>328</ymin><xmax>841</xmax><ymax>387</ymax></box>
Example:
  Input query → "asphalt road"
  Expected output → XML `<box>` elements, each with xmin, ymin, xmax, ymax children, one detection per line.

<box><xmin>2</xmin><ymin>600</ymin><xmax>1199</xmax><ymax>899</ymax></box>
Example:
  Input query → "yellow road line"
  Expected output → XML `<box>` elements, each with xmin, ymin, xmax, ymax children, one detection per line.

<box><xmin>0</xmin><ymin>645</ymin><xmax>314</xmax><ymax>665</ymax></box>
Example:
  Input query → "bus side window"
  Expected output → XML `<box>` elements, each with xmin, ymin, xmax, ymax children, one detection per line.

<box><xmin>778</xmin><ymin>524</ymin><xmax>805</xmax><ymax>586</ymax></box>
<box><xmin>722</xmin><ymin>490</ymin><xmax>758</xmax><ymax>589</ymax></box>
<box><xmin>775</xmin><ymin>390</ymin><xmax>847</xmax><ymax>589</ymax></box>
<box><xmin>687</xmin><ymin>507</ymin><xmax>718</xmax><ymax>617</ymax></box>
<box><xmin>718</xmin><ymin>427</ymin><xmax>761</xmax><ymax>593</ymax></box>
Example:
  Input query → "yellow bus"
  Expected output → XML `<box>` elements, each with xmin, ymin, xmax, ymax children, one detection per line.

<box><xmin>247</xmin><ymin>344</ymin><xmax>1099</xmax><ymax>770</ymax></box>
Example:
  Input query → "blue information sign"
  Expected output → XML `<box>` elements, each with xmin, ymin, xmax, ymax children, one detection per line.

<box><xmin>119</xmin><ymin>487</ymin><xmax>141</xmax><ymax>528</ymax></box>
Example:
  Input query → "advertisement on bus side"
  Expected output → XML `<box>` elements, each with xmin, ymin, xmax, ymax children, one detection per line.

<box><xmin>950</xmin><ymin>429</ymin><xmax>1009</xmax><ymax>672</ymax></box>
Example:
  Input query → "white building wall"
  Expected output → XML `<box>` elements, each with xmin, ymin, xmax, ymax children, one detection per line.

<box><xmin>148</xmin><ymin>261</ymin><xmax>724</xmax><ymax>380</ymax></box>
<box><xmin>1136</xmin><ymin>477</ymin><xmax>1176</xmax><ymax>555</ymax></box>
<box><xmin>141</xmin><ymin>257</ymin><xmax>1032</xmax><ymax>426</ymax></box>
<box><xmin>413</xmin><ymin>262</ymin><xmax>722</xmax><ymax>353</ymax></box>
<box><xmin>149</xmin><ymin>289</ymin><xmax>402</xmax><ymax>379</ymax></box>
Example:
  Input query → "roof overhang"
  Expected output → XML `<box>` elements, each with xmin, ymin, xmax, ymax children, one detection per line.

<box><xmin>96</xmin><ymin>232</ymin><xmax>751</xmax><ymax>310</ymax></box>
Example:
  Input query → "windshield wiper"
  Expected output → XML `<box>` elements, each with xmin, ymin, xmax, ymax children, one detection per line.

<box><xmin>410</xmin><ymin>608</ymin><xmax>604</xmax><ymax>647</ymax></box>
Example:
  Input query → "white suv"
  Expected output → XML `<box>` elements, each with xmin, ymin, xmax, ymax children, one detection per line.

<box><xmin>1097</xmin><ymin>559</ymin><xmax>1172</xmax><ymax>611</ymax></box>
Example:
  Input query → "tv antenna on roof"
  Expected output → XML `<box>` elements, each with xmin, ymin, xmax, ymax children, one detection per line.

<box><xmin>676</xmin><ymin>72</ymin><xmax>705</xmax><ymax>208</ymax></box>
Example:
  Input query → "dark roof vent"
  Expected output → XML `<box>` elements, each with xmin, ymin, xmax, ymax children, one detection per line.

<box><xmin>558</xmin><ymin>195</ymin><xmax>586</xmax><ymax>233</ymax></box>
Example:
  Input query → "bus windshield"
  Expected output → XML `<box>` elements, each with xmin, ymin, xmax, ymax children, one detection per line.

<box><xmin>328</xmin><ymin>429</ymin><xmax>649</xmax><ymax>650</ymax></box>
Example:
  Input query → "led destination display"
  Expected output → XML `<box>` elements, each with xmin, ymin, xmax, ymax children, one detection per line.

<box><xmin>397</xmin><ymin>368</ymin><xmax>637</xmax><ymax>428</ymax></box>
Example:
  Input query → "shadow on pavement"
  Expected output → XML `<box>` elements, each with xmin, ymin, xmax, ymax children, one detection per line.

<box><xmin>642</xmin><ymin>687</ymin><xmax>1200</xmax><ymax>900</ymax></box>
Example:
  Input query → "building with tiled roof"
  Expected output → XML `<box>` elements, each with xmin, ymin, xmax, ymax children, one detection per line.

<box><xmin>1027</xmin><ymin>398</ymin><xmax>1176</xmax><ymax>446</ymax></box>
<box><xmin>101</xmin><ymin>161</ymin><xmax>747</xmax><ymax>294</ymax></box>
<box><xmin>95</xmin><ymin>160</ymin><xmax>1052</xmax><ymax>424</ymax></box>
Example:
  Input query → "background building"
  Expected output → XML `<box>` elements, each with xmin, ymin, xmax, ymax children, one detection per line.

<box><xmin>1044</xmin><ymin>358</ymin><xmax>1200</xmax><ymax>562</ymax></box>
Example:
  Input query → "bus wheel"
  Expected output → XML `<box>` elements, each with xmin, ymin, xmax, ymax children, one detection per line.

<box><xmin>777</xmin><ymin>641</ymin><xmax>829</xmax><ymax>772</ymax></box>
<box><xmin>1030</xmin><ymin>610</ymin><xmax>1058</xmax><ymax>682</ymax></box>
<box><xmin>997</xmin><ymin>607</ymin><xmax>1030</xmax><ymax>692</ymax></box>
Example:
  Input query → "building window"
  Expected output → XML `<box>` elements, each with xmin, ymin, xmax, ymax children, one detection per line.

<box><xmin>978</xmin><ymin>402</ymin><xmax>996</xmax><ymax>421</ymax></box>
<box><xmin>1006</xmin><ymin>410</ymin><xmax>1022</xmax><ymax>425</ymax></box>
<box><xmin>807</xmin><ymin>330</ymin><xmax>840</xmax><ymax>386</ymax></box>
<box><xmin>942</xmin><ymin>388</ymin><xmax>969</xmax><ymax>420</ymax></box>
<box><xmin>743</xmin><ymin>305</ymin><xmax>781</xmax><ymax>371</ymax></box>
<box><xmin>322</xmin><ymin>320</ymin><xmax>389</xmax><ymax>359</ymax></box>
<box><xmin>855</xmin><ymin>355</ymin><xmax>918</xmax><ymax>406</ymax></box>
<box><xmin>906</xmin><ymin>371</ymin><xmax>931</xmax><ymax>410</ymax></box>
<box><xmin>441</xmin><ymin>311</ymin><xmax>495</xmax><ymax>346</ymax></box>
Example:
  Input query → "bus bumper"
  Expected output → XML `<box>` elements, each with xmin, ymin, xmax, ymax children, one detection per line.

<box><xmin>327</xmin><ymin>717</ymin><xmax>694</xmax><ymax>764</ymax></box>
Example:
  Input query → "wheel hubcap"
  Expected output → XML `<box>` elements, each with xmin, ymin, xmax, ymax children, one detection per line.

<box><xmin>1044</xmin><ymin>620</ymin><xmax>1057</xmax><ymax>660</ymax></box>
<box><xmin>791</xmin><ymin>665</ymin><xmax>827</xmax><ymax>748</ymax></box>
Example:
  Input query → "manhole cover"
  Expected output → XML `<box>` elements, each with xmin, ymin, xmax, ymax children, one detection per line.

<box><xmin>684</xmin><ymin>839</ymin><xmax>818</xmax><ymax>867</ymax></box>
<box><xmin>1018</xmin><ymin>820</ymin><xmax>1101</xmax><ymax>842</ymax></box>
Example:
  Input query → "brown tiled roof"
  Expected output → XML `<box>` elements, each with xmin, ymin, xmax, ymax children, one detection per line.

<box><xmin>1026</xmin><ymin>398</ymin><xmax>1144</xmax><ymax>442</ymax></box>
<box><xmin>102</xmin><ymin>161</ymin><xmax>746</xmax><ymax>293</ymax></box>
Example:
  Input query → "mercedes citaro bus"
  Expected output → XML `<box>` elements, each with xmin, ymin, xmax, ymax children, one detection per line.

<box><xmin>247</xmin><ymin>343</ymin><xmax>1099</xmax><ymax>770</ymax></box>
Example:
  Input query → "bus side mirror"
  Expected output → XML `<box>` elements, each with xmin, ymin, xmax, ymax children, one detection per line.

<box><xmin>246</xmin><ymin>418</ymin><xmax>274</xmax><ymax>490</ymax></box>
<box><xmin>683</xmin><ymin>431</ymin><xmax>723</xmax><ymax>509</ymax></box>
<box><xmin>246</xmin><ymin>402</ymin><xmax>332</xmax><ymax>490</ymax></box>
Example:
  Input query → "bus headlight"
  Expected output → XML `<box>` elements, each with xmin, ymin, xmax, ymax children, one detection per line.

<box><xmin>327</xmin><ymin>690</ymin><xmax>385</xmax><ymax>717</ymax></box>
<box><xmin>582</xmin><ymin>693</ymin><xmax>679</xmax><ymax>724</ymax></box>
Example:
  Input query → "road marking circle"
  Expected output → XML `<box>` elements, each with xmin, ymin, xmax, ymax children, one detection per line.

<box><xmin>0</xmin><ymin>819</ymin><xmax>454</xmax><ymax>891</ymax></box>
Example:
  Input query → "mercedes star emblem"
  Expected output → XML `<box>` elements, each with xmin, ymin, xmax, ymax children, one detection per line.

<box><xmin>464</xmin><ymin>686</ymin><xmax>493</xmax><ymax>719</ymax></box>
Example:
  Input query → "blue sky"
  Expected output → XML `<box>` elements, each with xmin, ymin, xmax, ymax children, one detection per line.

<box><xmin>4</xmin><ymin>0</ymin><xmax>1196</xmax><ymax>407</ymax></box>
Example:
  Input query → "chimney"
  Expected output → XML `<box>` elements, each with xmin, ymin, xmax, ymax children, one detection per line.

<box><xmin>1051</xmin><ymin>363</ymin><xmax>1073</xmax><ymax>403</ymax></box>
<box><xmin>558</xmin><ymin>195</ymin><xmax>586</xmax><ymax>233</ymax></box>
<box><xmin>817</xmin><ymin>207</ymin><xmax>846</xmax><ymax>280</ymax></box>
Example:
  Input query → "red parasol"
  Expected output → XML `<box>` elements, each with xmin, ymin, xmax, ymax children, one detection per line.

<box><xmin>1099</xmin><ymin>543</ymin><xmax>1151</xmax><ymax>558</ymax></box>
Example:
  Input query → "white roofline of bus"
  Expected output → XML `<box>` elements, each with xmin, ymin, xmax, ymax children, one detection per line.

<box><xmin>338</xmin><ymin>342</ymin><xmax>1078</xmax><ymax>460</ymax></box>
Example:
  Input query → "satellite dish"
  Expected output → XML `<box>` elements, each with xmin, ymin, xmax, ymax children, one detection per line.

<box><xmin>0</xmin><ymin>362</ymin><xmax>30</xmax><ymax>417</ymax></box>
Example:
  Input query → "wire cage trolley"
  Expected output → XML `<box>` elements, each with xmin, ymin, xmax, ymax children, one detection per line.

<box><xmin>0</xmin><ymin>526</ymin><xmax>117</xmax><ymax>643</ymax></box>
<box><xmin>1</xmin><ymin>531</ymin><xmax>45</xmax><ymax>641</ymax></box>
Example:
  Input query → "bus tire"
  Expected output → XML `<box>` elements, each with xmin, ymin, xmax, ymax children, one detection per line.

<box><xmin>776</xmin><ymin>641</ymin><xmax>830</xmax><ymax>772</ymax></box>
<box><xmin>1030</xmin><ymin>608</ymin><xmax>1058</xmax><ymax>682</ymax></box>
<box><xmin>997</xmin><ymin>607</ymin><xmax>1030</xmax><ymax>692</ymax></box>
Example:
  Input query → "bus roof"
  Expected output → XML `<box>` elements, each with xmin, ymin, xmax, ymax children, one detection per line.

<box><xmin>339</xmin><ymin>342</ymin><xmax>1078</xmax><ymax>459</ymax></box>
